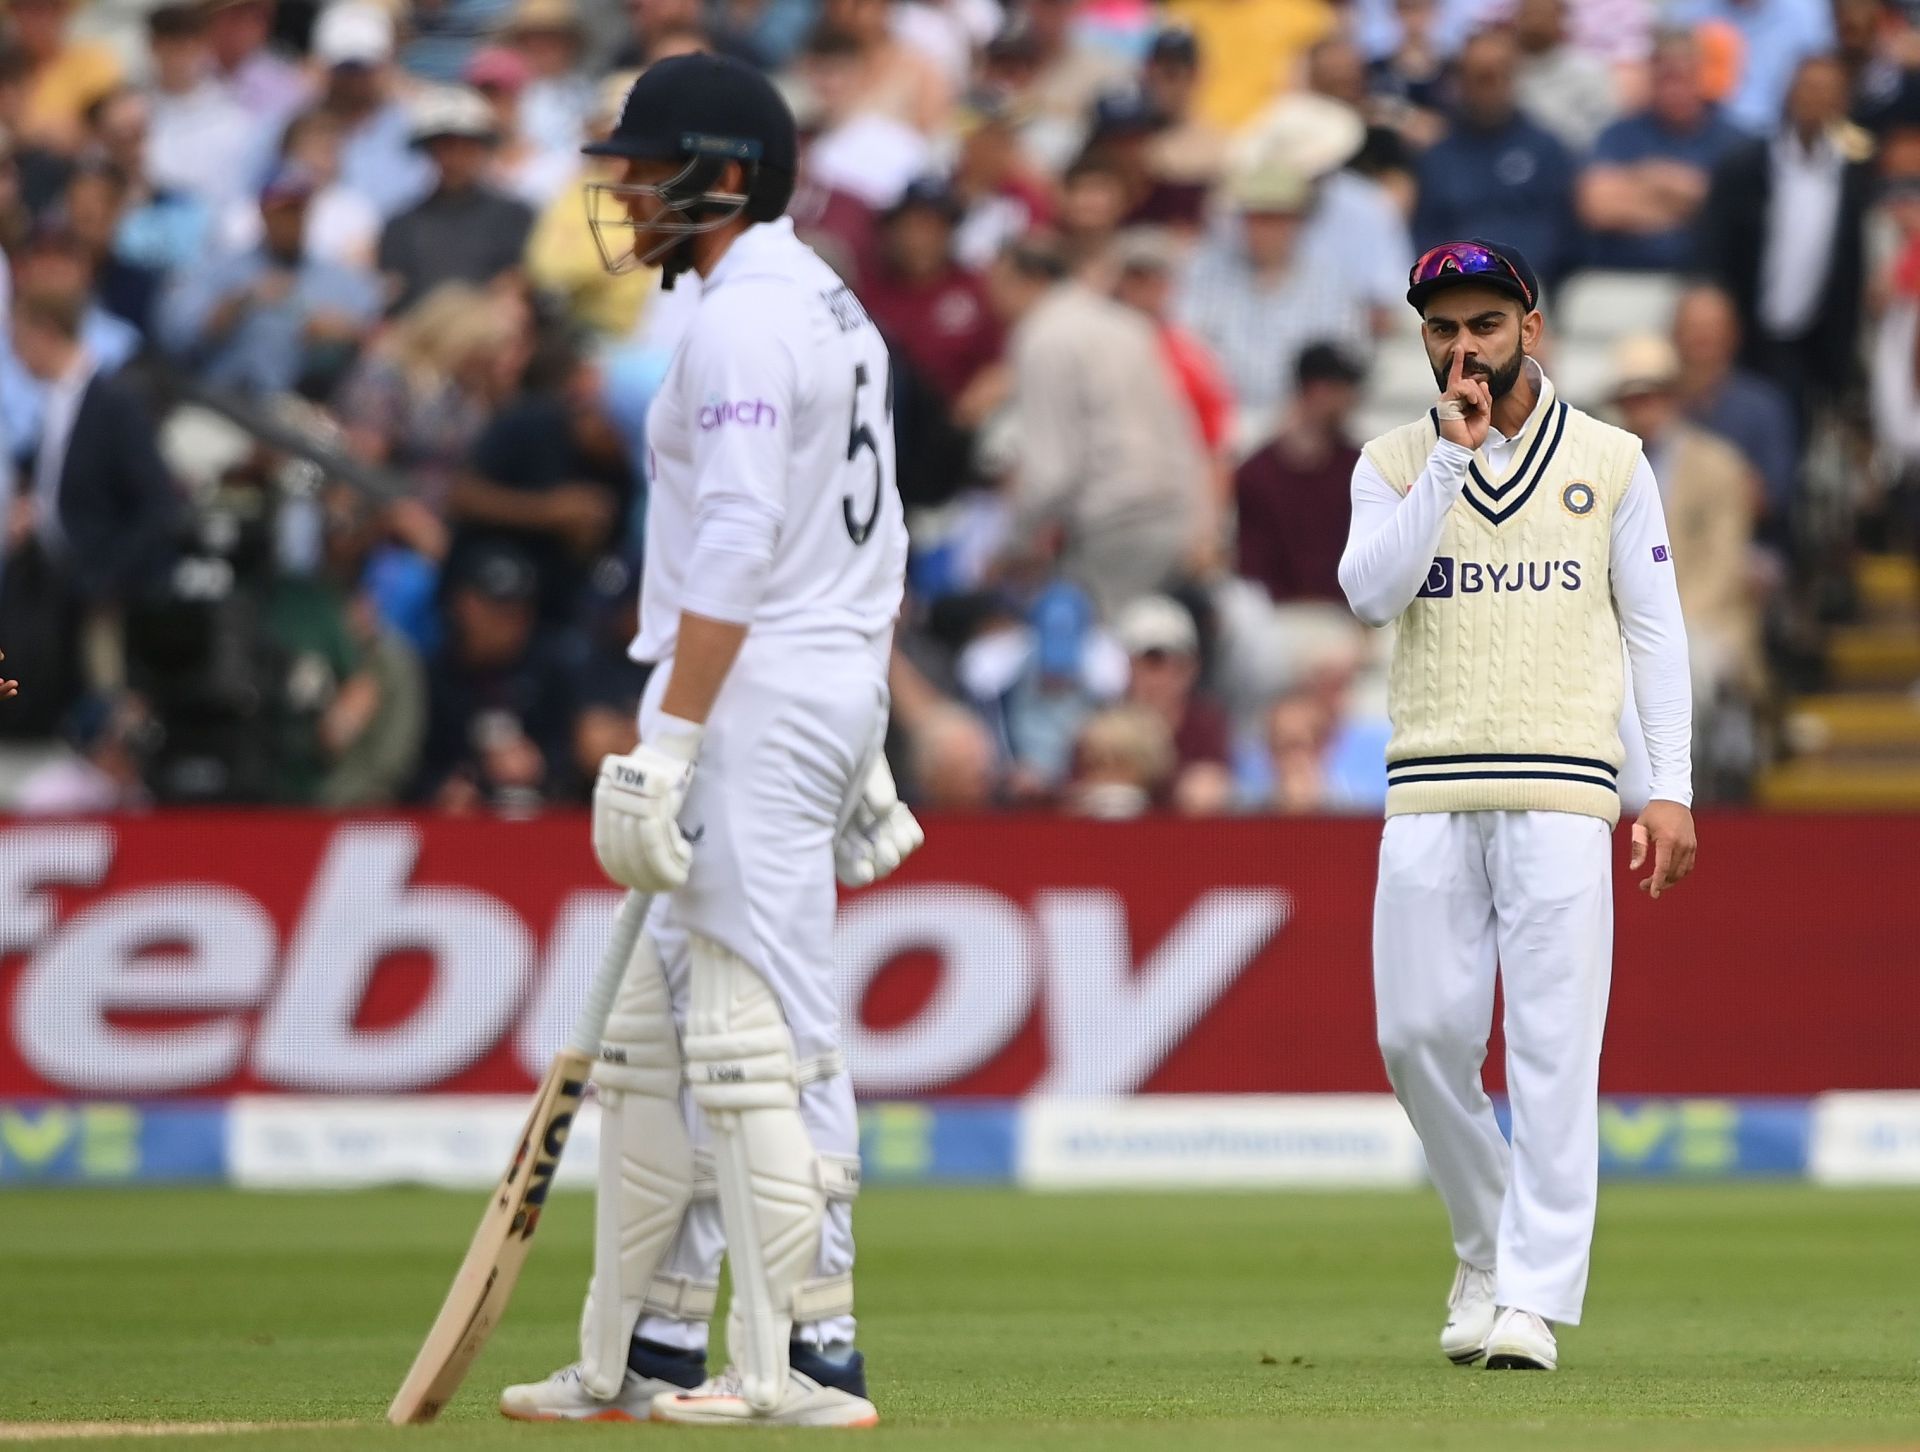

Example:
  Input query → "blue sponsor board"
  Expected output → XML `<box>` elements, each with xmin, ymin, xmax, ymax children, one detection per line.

<box><xmin>1490</xmin><ymin>1097</ymin><xmax>1811</xmax><ymax>1178</ymax></box>
<box><xmin>859</xmin><ymin>1101</ymin><xmax>1017</xmax><ymax>1184</ymax></box>
<box><xmin>0</xmin><ymin>1102</ymin><xmax>228</xmax><ymax>1185</ymax></box>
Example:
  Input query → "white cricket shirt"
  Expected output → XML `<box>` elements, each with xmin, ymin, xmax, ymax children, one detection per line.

<box><xmin>632</xmin><ymin>217</ymin><xmax>909</xmax><ymax>664</ymax></box>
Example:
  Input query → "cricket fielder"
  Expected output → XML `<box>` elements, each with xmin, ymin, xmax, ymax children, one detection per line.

<box><xmin>1338</xmin><ymin>239</ymin><xmax>1698</xmax><ymax>1371</ymax></box>
<box><xmin>499</xmin><ymin>53</ymin><xmax>917</xmax><ymax>1427</ymax></box>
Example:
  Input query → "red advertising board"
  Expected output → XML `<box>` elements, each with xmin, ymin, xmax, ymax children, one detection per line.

<box><xmin>0</xmin><ymin>814</ymin><xmax>1913</xmax><ymax>1099</ymax></box>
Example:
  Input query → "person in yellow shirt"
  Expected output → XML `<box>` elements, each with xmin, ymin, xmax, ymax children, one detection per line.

<box><xmin>1162</xmin><ymin>0</ymin><xmax>1337</xmax><ymax>131</ymax></box>
<box><xmin>7</xmin><ymin>0</ymin><xmax>123</xmax><ymax>154</ymax></box>
<box><xmin>526</xmin><ymin>69</ymin><xmax>656</xmax><ymax>338</ymax></box>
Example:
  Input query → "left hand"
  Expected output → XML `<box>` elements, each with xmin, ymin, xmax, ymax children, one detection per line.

<box><xmin>593</xmin><ymin>731</ymin><xmax>702</xmax><ymax>893</ymax></box>
<box><xmin>834</xmin><ymin>754</ymin><xmax>925</xmax><ymax>887</ymax></box>
<box><xmin>0</xmin><ymin>649</ymin><xmax>16</xmax><ymax>700</ymax></box>
<box><xmin>1630</xmin><ymin>800</ymin><xmax>1697</xmax><ymax>900</ymax></box>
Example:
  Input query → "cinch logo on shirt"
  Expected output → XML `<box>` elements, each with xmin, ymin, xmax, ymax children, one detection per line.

<box><xmin>698</xmin><ymin>398</ymin><xmax>779</xmax><ymax>430</ymax></box>
<box><xmin>1418</xmin><ymin>556</ymin><xmax>1584</xmax><ymax>598</ymax></box>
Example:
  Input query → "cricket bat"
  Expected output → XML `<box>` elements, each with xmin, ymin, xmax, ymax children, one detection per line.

<box><xmin>386</xmin><ymin>890</ymin><xmax>651</xmax><ymax>1425</ymax></box>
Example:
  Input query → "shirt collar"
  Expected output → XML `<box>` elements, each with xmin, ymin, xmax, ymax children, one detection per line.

<box><xmin>704</xmin><ymin>217</ymin><xmax>797</xmax><ymax>293</ymax></box>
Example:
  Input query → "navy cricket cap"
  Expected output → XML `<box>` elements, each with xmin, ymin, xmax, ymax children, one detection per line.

<box><xmin>1405</xmin><ymin>237</ymin><xmax>1541</xmax><ymax>314</ymax></box>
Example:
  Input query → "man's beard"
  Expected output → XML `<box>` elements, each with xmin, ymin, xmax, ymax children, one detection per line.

<box><xmin>1431</xmin><ymin>347</ymin><xmax>1526</xmax><ymax>399</ymax></box>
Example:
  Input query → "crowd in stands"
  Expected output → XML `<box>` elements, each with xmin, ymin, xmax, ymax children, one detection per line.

<box><xmin>2</xmin><ymin>0</ymin><xmax>1917</xmax><ymax>816</ymax></box>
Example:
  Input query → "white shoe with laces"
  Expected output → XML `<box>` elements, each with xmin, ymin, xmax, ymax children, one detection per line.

<box><xmin>1440</xmin><ymin>1262</ymin><xmax>1498</xmax><ymax>1365</ymax></box>
<box><xmin>498</xmin><ymin>1363</ymin><xmax>682</xmax><ymax>1422</ymax></box>
<box><xmin>1484</xmin><ymin>1308</ymin><xmax>1558</xmax><ymax>1370</ymax></box>
<box><xmin>651</xmin><ymin>1365</ymin><xmax>880</xmax><ymax>1428</ymax></box>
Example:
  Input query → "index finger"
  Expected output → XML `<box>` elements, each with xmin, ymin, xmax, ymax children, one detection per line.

<box><xmin>1448</xmin><ymin>346</ymin><xmax>1466</xmax><ymax>390</ymax></box>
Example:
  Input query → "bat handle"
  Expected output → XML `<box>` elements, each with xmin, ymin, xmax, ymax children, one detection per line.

<box><xmin>567</xmin><ymin>890</ymin><xmax>650</xmax><ymax>1060</ymax></box>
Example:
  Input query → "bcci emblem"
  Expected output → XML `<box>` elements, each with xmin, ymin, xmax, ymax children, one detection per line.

<box><xmin>1561</xmin><ymin>481</ymin><xmax>1596</xmax><ymax>517</ymax></box>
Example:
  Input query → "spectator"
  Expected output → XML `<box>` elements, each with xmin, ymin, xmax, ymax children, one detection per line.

<box><xmin>334</xmin><ymin>280</ymin><xmax>531</xmax><ymax>586</ymax></box>
<box><xmin>1161</xmin><ymin>0</ymin><xmax>1339</xmax><ymax>132</ymax></box>
<box><xmin>443</xmin><ymin>359</ymin><xmax>637</xmax><ymax>630</ymax></box>
<box><xmin>1368</xmin><ymin>0</ymin><xmax>1452</xmax><ymax>144</ymax></box>
<box><xmin>313</xmin><ymin>587</ymin><xmax>429</xmax><ymax>808</ymax></box>
<box><xmin>949</xmin><ymin>90</ymin><xmax>1054</xmax><ymax>271</ymax></box>
<box><xmin>466</xmin><ymin>45</ymin><xmax>574</xmax><ymax>209</ymax></box>
<box><xmin>1111</xmin><ymin>228</ymin><xmax>1236</xmax><ymax>482</ymax></box>
<box><xmin>218</xmin><ymin>107</ymin><xmax>382</xmax><ymax>271</ymax></box>
<box><xmin>909</xmin><ymin>701</ymin><xmax>1000</xmax><ymax>810</ymax></box>
<box><xmin>158</xmin><ymin>163</ymin><xmax>383</xmax><ymax>398</ymax></box>
<box><xmin>1699</xmin><ymin>53</ymin><xmax>1876</xmax><ymax>421</ymax></box>
<box><xmin>956</xmin><ymin>572</ymin><xmax>1126</xmax><ymax>792</ymax></box>
<box><xmin>1579</xmin><ymin>29</ymin><xmax>1744</xmax><ymax>271</ymax></box>
<box><xmin>87</xmin><ymin>91</ymin><xmax>213</xmax><ymax>329</ymax></box>
<box><xmin>1868</xmin><ymin>176</ymin><xmax>1920</xmax><ymax>528</ymax></box>
<box><xmin>1055</xmin><ymin>155</ymin><xmax>1129</xmax><ymax>274</ymax></box>
<box><xmin>0</xmin><ymin>42</ymin><xmax>72</xmax><ymax>215</ymax></box>
<box><xmin>564</xmin><ymin>550</ymin><xmax>648</xmax><ymax>792</ymax></box>
<box><xmin>143</xmin><ymin>3</ymin><xmax>259</xmax><ymax>213</ymax></box>
<box><xmin>0</xmin><ymin>221</ymin><xmax>141</xmax><ymax>457</ymax></box>
<box><xmin>1608</xmin><ymin>334</ymin><xmax>1765</xmax><ymax>765</ymax></box>
<box><xmin>799</xmin><ymin>26</ymin><xmax>933</xmax><ymax>210</ymax></box>
<box><xmin>6</xmin><ymin>285</ymin><xmax>178</xmax><ymax>690</ymax></box>
<box><xmin>378</xmin><ymin>86</ymin><xmax>534</xmax><ymax>312</ymax></box>
<box><xmin>1305</xmin><ymin>36</ymin><xmax>1420</xmax><ymax>212</ymax></box>
<box><xmin>819</xmin><ymin>0</ymin><xmax>954</xmax><ymax>135</ymax></box>
<box><xmin>1264</xmin><ymin>690</ymin><xmax>1333</xmax><ymax>812</ymax></box>
<box><xmin>416</xmin><ymin>541</ymin><xmax>576</xmax><ymax>812</ymax></box>
<box><xmin>858</xmin><ymin>177</ymin><xmax>1003</xmax><ymax>414</ymax></box>
<box><xmin>1113</xmin><ymin>593</ymin><xmax>1234</xmax><ymax>814</ymax></box>
<box><xmin>1234</xmin><ymin>342</ymin><xmax>1365</xmax><ymax>607</ymax></box>
<box><xmin>56</xmin><ymin>161</ymin><xmax>167</xmax><ymax>342</ymax></box>
<box><xmin>1245</xmin><ymin>94</ymin><xmax>1413</xmax><ymax>336</ymax></box>
<box><xmin>987</xmin><ymin>233</ymin><xmax>1207</xmax><ymax>618</ymax></box>
<box><xmin>202</xmin><ymin>0</ymin><xmax>310</xmax><ymax>136</ymax></box>
<box><xmin>1178</xmin><ymin>153</ymin><xmax>1376</xmax><ymax>433</ymax></box>
<box><xmin>13</xmin><ymin>692</ymin><xmax>154</xmax><ymax>814</ymax></box>
<box><xmin>525</xmin><ymin>69</ymin><xmax>653</xmax><ymax>338</ymax></box>
<box><xmin>1836</xmin><ymin>0</ymin><xmax>1920</xmax><ymax>132</ymax></box>
<box><xmin>500</xmin><ymin>0</ymin><xmax>596</xmax><ymax>156</ymax></box>
<box><xmin>1512</xmin><ymin>0</ymin><xmax>1619</xmax><ymax>152</ymax></box>
<box><xmin>1414</xmin><ymin>28</ymin><xmax>1578</xmax><ymax>285</ymax></box>
<box><xmin>313</xmin><ymin>2</ymin><xmax>435</xmax><ymax>219</ymax></box>
<box><xmin>1672</xmin><ymin>0</ymin><xmax>1836</xmax><ymax>135</ymax></box>
<box><xmin>789</xmin><ymin>110</ymin><xmax>884</xmax><ymax>280</ymax></box>
<box><xmin>1065</xmin><ymin>704</ymin><xmax>1173</xmax><ymax>817</ymax></box>
<box><xmin>7</xmin><ymin>0</ymin><xmax>121</xmax><ymax>155</ymax></box>
<box><xmin>1080</xmin><ymin>91</ymin><xmax>1197</xmax><ymax>229</ymax></box>
<box><xmin>1671</xmin><ymin>283</ymin><xmax>1799</xmax><ymax>518</ymax></box>
<box><xmin>1140</xmin><ymin>27</ymin><xmax>1231</xmax><ymax>226</ymax></box>
<box><xmin>986</xmin><ymin>1</ymin><xmax>1131</xmax><ymax>174</ymax></box>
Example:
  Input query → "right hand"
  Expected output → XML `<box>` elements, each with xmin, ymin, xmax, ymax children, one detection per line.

<box><xmin>1436</xmin><ymin>344</ymin><xmax>1493</xmax><ymax>452</ymax></box>
<box><xmin>592</xmin><ymin>735</ymin><xmax>701</xmax><ymax>893</ymax></box>
<box><xmin>834</xmin><ymin>755</ymin><xmax>925</xmax><ymax>887</ymax></box>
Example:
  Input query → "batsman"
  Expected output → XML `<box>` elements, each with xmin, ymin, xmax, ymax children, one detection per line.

<box><xmin>500</xmin><ymin>54</ymin><xmax>918</xmax><ymax>1428</ymax></box>
<box><xmin>1338</xmin><ymin>240</ymin><xmax>1698</xmax><ymax>1372</ymax></box>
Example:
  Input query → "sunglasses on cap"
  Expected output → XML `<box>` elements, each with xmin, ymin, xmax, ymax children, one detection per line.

<box><xmin>1408</xmin><ymin>241</ymin><xmax>1534</xmax><ymax>309</ymax></box>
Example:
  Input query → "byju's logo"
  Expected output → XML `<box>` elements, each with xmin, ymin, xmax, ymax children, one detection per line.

<box><xmin>698</xmin><ymin>398</ymin><xmax>779</xmax><ymax>431</ymax></box>
<box><xmin>1419</xmin><ymin>557</ymin><xmax>1585</xmax><ymax>598</ymax></box>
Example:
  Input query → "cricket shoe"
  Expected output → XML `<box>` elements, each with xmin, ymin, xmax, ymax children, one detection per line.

<box><xmin>1440</xmin><ymin>1261</ymin><xmax>1497</xmax><ymax>1365</ymax></box>
<box><xmin>499</xmin><ymin>1340</ymin><xmax>707</xmax><ymax>1422</ymax></box>
<box><xmin>1484</xmin><ymin>1308</ymin><xmax>1558</xmax><ymax>1371</ymax></box>
<box><xmin>651</xmin><ymin>1344</ymin><xmax>879</xmax><ymax>1428</ymax></box>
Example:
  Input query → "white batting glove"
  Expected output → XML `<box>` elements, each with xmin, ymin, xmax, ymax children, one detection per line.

<box><xmin>834</xmin><ymin>754</ymin><xmax>925</xmax><ymax>888</ymax></box>
<box><xmin>593</xmin><ymin>721</ymin><xmax>703</xmax><ymax>893</ymax></box>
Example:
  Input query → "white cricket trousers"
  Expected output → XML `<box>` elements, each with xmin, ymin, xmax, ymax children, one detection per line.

<box><xmin>633</xmin><ymin>629</ymin><xmax>890</xmax><ymax>1355</ymax></box>
<box><xmin>1373</xmin><ymin>810</ymin><xmax>1613</xmax><ymax>1325</ymax></box>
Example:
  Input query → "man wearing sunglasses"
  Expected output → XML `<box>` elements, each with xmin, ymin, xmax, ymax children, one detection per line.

<box><xmin>1336</xmin><ymin>239</ymin><xmax>1698</xmax><ymax>1372</ymax></box>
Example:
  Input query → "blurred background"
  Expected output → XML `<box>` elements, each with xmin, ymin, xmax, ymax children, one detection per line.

<box><xmin>0</xmin><ymin>0</ymin><xmax>1915</xmax><ymax>1195</ymax></box>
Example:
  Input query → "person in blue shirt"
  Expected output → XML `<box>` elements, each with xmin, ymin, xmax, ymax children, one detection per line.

<box><xmin>1671</xmin><ymin>0</ymin><xmax>1835</xmax><ymax>134</ymax></box>
<box><xmin>1414</xmin><ymin>29</ymin><xmax>1578</xmax><ymax>286</ymax></box>
<box><xmin>1578</xmin><ymin>30</ymin><xmax>1744</xmax><ymax>270</ymax></box>
<box><xmin>158</xmin><ymin>164</ymin><xmax>382</xmax><ymax>397</ymax></box>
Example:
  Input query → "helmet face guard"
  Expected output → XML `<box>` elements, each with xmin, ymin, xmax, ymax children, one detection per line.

<box><xmin>583</xmin><ymin>134</ymin><xmax>759</xmax><ymax>276</ymax></box>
